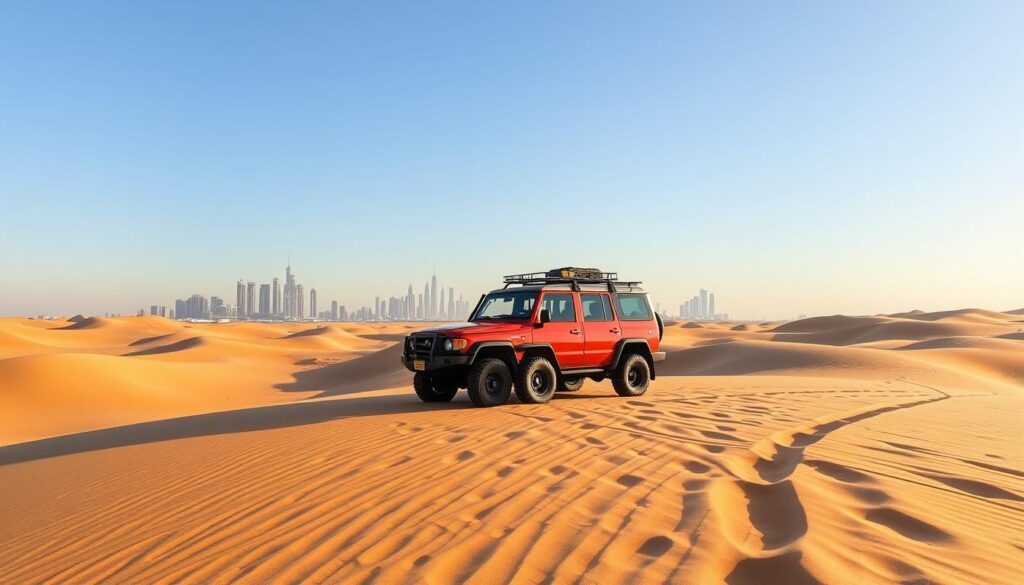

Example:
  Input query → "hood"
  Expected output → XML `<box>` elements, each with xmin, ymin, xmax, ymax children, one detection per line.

<box><xmin>418</xmin><ymin>321</ymin><xmax>528</xmax><ymax>336</ymax></box>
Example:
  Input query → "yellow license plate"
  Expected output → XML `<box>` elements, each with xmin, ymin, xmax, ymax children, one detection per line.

<box><xmin>414</xmin><ymin>360</ymin><xmax>426</xmax><ymax>371</ymax></box>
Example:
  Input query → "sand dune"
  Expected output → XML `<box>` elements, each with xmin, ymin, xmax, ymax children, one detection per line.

<box><xmin>0</xmin><ymin>310</ymin><xmax>1021</xmax><ymax>584</ymax></box>
<box><xmin>0</xmin><ymin>317</ymin><xmax>399</xmax><ymax>445</ymax></box>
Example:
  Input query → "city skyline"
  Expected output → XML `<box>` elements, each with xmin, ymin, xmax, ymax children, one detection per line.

<box><xmin>111</xmin><ymin>263</ymin><xmax>736</xmax><ymax>323</ymax></box>
<box><xmin>159</xmin><ymin>263</ymin><xmax>475</xmax><ymax>322</ymax></box>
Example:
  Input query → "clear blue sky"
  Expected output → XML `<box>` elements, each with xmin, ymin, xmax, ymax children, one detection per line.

<box><xmin>1</xmin><ymin>1</ymin><xmax>1021</xmax><ymax>319</ymax></box>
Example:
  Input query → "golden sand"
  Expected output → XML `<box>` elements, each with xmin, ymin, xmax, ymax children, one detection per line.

<box><xmin>0</xmin><ymin>309</ymin><xmax>1021</xmax><ymax>583</ymax></box>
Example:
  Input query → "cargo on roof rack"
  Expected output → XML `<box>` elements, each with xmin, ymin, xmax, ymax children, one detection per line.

<box><xmin>502</xmin><ymin>268</ymin><xmax>641</xmax><ymax>291</ymax></box>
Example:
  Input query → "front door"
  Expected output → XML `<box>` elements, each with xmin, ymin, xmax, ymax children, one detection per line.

<box><xmin>580</xmin><ymin>293</ymin><xmax>620</xmax><ymax>367</ymax></box>
<box><xmin>538</xmin><ymin>292</ymin><xmax>584</xmax><ymax>368</ymax></box>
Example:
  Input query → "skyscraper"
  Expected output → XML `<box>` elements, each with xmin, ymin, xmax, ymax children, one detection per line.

<box><xmin>272</xmin><ymin>277</ymin><xmax>281</xmax><ymax>317</ymax></box>
<box><xmin>236</xmin><ymin>280</ymin><xmax>245</xmax><ymax>321</ymax></box>
<box><xmin>709</xmin><ymin>293</ymin><xmax>715</xmax><ymax>318</ymax></box>
<box><xmin>285</xmin><ymin>262</ymin><xmax>297</xmax><ymax>318</ymax></box>
<box><xmin>246</xmin><ymin>282</ymin><xmax>256</xmax><ymax>317</ymax></box>
<box><xmin>186</xmin><ymin>294</ymin><xmax>209</xmax><ymax>320</ymax></box>
<box><xmin>448</xmin><ymin>286</ymin><xmax>455</xmax><ymax>320</ymax></box>
<box><xmin>310</xmin><ymin>288</ymin><xmax>317</xmax><ymax>319</ymax></box>
<box><xmin>259</xmin><ymin>284</ymin><xmax>271</xmax><ymax>315</ymax></box>
<box><xmin>296</xmin><ymin>284</ymin><xmax>305</xmax><ymax>319</ymax></box>
<box><xmin>331</xmin><ymin>300</ymin><xmax>338</xmax><ymax>320</ymax></box>
<box><xmin>699</xmin><ymin>289</ymin><xmax>708</xmax><ymax>319</ymax></box>
<box><xmin>430</xmin><ymin>272</ymin><xmax>437</xmax><ymax>319</ymax></box>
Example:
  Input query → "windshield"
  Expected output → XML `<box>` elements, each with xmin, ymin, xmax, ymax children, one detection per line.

<box><xmin>472</xmin><ymin>290</ymin><xmax>537</xmax><ymax>320</ymax></box>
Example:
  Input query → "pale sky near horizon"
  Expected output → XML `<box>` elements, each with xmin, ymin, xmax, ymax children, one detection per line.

<box><xmin>1</xmin><ymin>2</ymin><xmax>1021</xmax><ymax>320</ymax></box>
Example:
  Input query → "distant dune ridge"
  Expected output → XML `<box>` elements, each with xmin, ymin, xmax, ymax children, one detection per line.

<box><xmin>0</xmin><ymin>308</ymin><xmax>1021</xmax><ymax>584</ymax></box>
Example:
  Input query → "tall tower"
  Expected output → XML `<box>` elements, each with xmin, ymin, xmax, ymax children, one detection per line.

<box><xmin>246</xmin><ymin>282</ymin><xmax>256</xmax><ymax>317</ymax></box>
<box><xmin>259</xmin><ymin>284</ymin><xmax>271</xmax><ymax>315</ymax></box>
<box><xmin>375</xmin><ymin>296</ymin><xmax>381</xmax><ymax>320</ymax></box>
<box><xmin>285</xmin><ymin>262</ymin><xmax>296</xmax><ymax>318</ymax></box>
<box><xmin>423</xmin><ymin>283</ymin><xmax>430</xmax><ymax>319</ymax></box>
<box><xmin>272</xmin><ymin>277</ymin><xmax>281</xmax><ymax>318</ymax></box>
<box><xmin>439</xmin><ymin>288</ymin><xmax>446</xmax><ymax>320</ymax></box>
<box><xmin>310</xmin><ymin>288</ymin><xmax>317</xmax><ymax>319</ymax></box>
<box><xmin>709</xmin><ymin>293</ymin><xmax>715</xmax><ymax>318</ymax></box>
<box><xmin>448</xmin><ymin>286</ymin><xmax>455</xmax><ymax>320</ymax></box>
<box><xmin>236</xmin><ymin>280</ymin><xmax>245</xmax><ymax>321</ymax></box>
<box><xmin>430</xmin><ymin>272</ymin><xmax>437</xmax><ymax>320</ymax></box>
<box><xmin>296</xmin><ymin>284</ymin><xmax>305</xmax><ymax>319</ymax></box>
<box><xmin>331</xmin><ymin>300</ymin><xmax>338</xmax><ymax>320</ymax></box>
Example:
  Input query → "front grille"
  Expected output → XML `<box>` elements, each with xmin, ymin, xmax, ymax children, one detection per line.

<box><xmin>411</xmin><ymin>334</ymin><xmax>437</xmax><ymax>359</ymax></box>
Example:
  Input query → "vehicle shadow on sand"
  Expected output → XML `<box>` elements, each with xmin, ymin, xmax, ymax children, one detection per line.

<box><xmin>0</xmin><ymin>393</ymin><xmax>474</xmax><ymax>467</ymax></box>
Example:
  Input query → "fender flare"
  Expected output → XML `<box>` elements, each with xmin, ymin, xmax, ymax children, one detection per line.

<box><xmin>516</xmin><ymin>343</ymin><xmax>562</xmax><ymax>373</ymax></box>
<box><xmin>611</xmin><ymin>338</ymin><xmax>656</xmax><ymax>379</ymax></box>
<box><xmin>467</xmin><ymin>341</ymin><xmax>518</xmax><ymax>369</ymax></box>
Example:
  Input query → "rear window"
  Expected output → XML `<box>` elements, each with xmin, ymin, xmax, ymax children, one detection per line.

<box><xmin>615</xmin><ymin>294</ymin><xmax>652</xmax><ymax>321</ymax></box>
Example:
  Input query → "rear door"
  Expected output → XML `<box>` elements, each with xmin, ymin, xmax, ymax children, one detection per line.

<box><xmin>580</xmin><ymin>293</ymin><xmax>620</xmax><ymax>367</ymax></box>
<box><xmin>538</xmin><ymin>291</ymin><xmax>584</xmax><ymax>368</ymax></box>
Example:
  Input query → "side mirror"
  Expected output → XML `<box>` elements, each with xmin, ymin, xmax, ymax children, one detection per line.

<box><xmin>537</xmin><ymin>308</ymin><xmax>551</xmax><ymax>327</ymax></box>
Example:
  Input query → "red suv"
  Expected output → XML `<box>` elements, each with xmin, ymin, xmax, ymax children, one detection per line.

<box><xmin>402</xmin><ymin>268</ymin><xmax>665</xmax><ymax>407</ymax></box>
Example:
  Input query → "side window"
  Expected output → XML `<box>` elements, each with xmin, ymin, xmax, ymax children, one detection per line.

<box><xmin>581</xmin><ymin>294</ymin><xmax>609</xmax><ymax>321</ymax></box>
<box><xmin>601</xmin><ymin>295</ymin><xmax>615</xmax><ymax>321</ymax></box>
<box><xmin>615</xmin><ymin>294</ymin><xmax>652</xmax><ymax>321</ymax></box>
<box><xmin>542</xmin><ymin>293</ymin><xmax>577</xmax><ymax>322</ymax></box>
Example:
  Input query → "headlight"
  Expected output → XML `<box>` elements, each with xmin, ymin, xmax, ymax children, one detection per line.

<box><xmin>444</xmin><ymin>338</ymin><xmax>468</xmax><ymax>352</ymax></box>
<box><xmin>407</xmin><ymin>337</ymin><xmax>415</xmax><ymax>350</ymax></box>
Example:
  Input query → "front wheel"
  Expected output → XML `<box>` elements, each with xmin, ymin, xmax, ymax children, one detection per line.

<box><xmin>515</xmin><ymin>356</ymin><xmax>557</xmax><ymax>403</ymax></box>
<box><xmin>612</xmin><ymin>354</ymin><xmax>651</xmax><ymax>397</ymax></box>
<box><xmin>467</xmin><ymin>358</ymin><xmax>513</xmax><ymax>407</ymax></box>
<box><xmin>414</xmin><ymin>372</ymin><xmax>458</xmax><ymax>402</ymax></box>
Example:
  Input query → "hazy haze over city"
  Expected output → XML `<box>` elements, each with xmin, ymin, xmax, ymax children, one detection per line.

<box><xmin>1</xmin><ymin>2</ymin><xmax>1021</xmax><ymax>319</ymax></box>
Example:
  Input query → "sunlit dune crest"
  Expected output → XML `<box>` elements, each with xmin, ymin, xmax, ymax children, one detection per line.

<box><xmin>0</xmin><ymin>309</ymin><xmax>1021</xmax><ymax>583</ymax></box>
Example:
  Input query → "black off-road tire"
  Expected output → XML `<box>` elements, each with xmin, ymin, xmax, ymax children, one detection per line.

<box><xmin>612</xmin><ymin>353</ymin><xmax>651</xmax><ymax>397</ymax></box>
<box><xmin>414</xmin><ymin>372</ymin><xmax>458</xmax><ymax>402</ymax></box>
<box><xmin>557</xmin><ymin>376</ymin><xmax>585</xmax><ymax>392</ymax></box>
<box><xmin>515</xmin><ymin>356</ymin><xmax>558</xmax><ymax>404</ymax></box>
<box><xmin>467</xmin><ymin>358</ymin><xmax>513</xmax><ymax>407</ymax></box>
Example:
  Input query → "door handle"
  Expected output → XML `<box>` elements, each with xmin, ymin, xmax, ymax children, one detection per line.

<box><xmin>570</xmin><ymin>328</ymin><xmax>581</xmax><ymax>335</ymax></box>
<box><xmin>610</xmin><ymin>327</ymin><xmax>621</xmax><ymax>333</ymax></box>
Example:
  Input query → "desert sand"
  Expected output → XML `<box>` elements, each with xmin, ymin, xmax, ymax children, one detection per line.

<box><xmin>0</xmin><ymin>309</ymin><xmax>1022</xmax><ymax>583</ymax></box>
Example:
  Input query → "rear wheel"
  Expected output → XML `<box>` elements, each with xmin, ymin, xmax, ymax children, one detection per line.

<box><xmin>467</xmin><ymin>358</ymin><xmax>513</xmax><ymax>407</ymax></box>
<box><xmin>414</xmin><ymin>372</ymin><xmax>458</xmax><ymax>402</ymax></box>
<box><xmin>557</xmin><ymin>376</ymin><xmax>585</xmax><ymax>392</ymax></box>
<box><xmin>515</xmin><ymin>356</ymin><xmax>557</xmax><ymax>403</ymax></box>
<box><xmin>612</xmin><ymin>353</ymin><xmax>650</xmax><ymax>397</ymax></box>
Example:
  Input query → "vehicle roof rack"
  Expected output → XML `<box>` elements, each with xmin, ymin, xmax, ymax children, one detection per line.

<box><xmin>502</xmin><ymin>269</ymin><xmax>641</xmax><ymax>292</ymax></box>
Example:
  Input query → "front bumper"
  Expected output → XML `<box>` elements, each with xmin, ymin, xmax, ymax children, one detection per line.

<box><xmin>651</xmin><ymin>351</ymin><xmax>666</xmax><ymax>362</ymax></box>
<box><xmin>401</xmin><ymin>352</ymin><xmax>470</xmax><ymax>373</ymax></box>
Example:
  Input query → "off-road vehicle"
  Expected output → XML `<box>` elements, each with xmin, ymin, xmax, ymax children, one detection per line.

<box><xmin>402</xmin><ymin>268</ymin><xmax>666</xmax><ymax>407</ymax></box>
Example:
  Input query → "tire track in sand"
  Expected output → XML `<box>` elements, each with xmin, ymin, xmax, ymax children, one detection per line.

<box><xmin>707</xmin><ymin>385</ymin><xmax>954</xmax><ymax>583</ymax></box>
